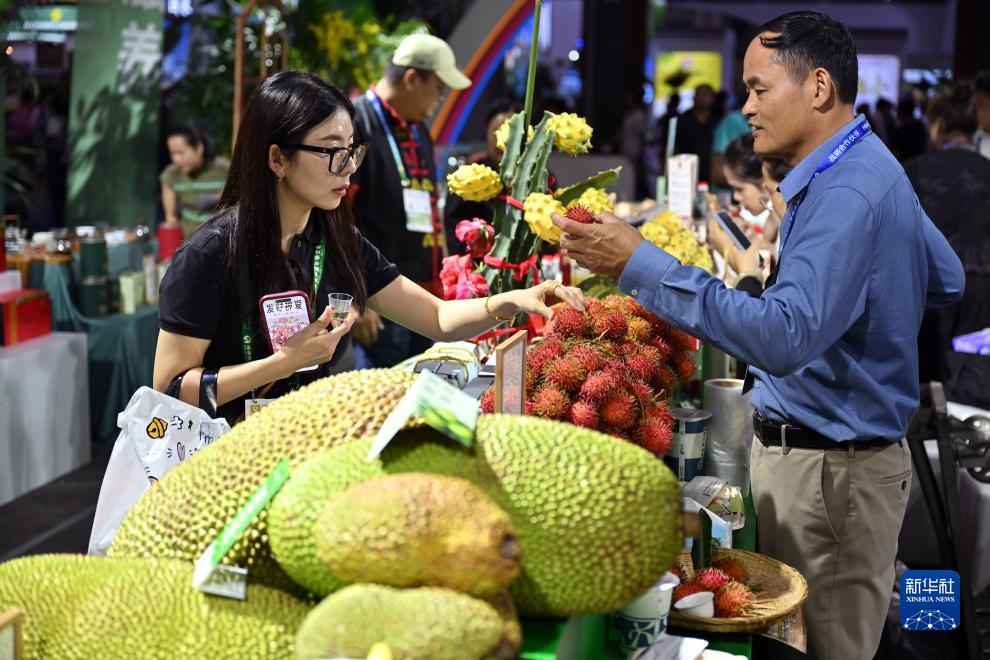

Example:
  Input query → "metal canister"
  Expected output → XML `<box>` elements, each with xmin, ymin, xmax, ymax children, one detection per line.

<box><xmin>79</xmin><ymin>275</ymin><xmax>109</xmax><ymax>317</ymax></box>
<box><xmin>107</xmin><ymin>275</ymin><xmax>121</xmax><ymax>314</ymax></box>
<box><xmin>79</xmin><ymin>235</ymin><xmax>108</xmax><ymax>280</ymax></box>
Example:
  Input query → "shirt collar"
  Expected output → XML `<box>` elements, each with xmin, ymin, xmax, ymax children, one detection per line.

<box><xmin>299</xmin><ymin>215</ymin><xmax>322</xmax><ymax>245</ymax></box>
<box><xmin>370</xmin><ymin>85</ymin><xmax>410</xmax><ymax>132</ymax></box>
<box><xmin>778</xmin><ymin>114</ymin><xmax>869</xmax><ymax>203</ymax></box>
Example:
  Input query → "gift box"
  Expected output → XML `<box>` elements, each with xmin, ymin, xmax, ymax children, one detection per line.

<box><xmin>0</xmin><ymin>289</ymin><xmax>52</xmax><ymax>346</ymax></box>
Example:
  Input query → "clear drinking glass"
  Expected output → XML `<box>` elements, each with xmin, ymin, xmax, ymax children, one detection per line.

<box><xmin>327</xmin><ymin>293</ymin><xmax>353</xmax><ymax>323</ymax></box>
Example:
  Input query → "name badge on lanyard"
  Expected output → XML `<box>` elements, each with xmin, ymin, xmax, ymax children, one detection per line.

<box><xmin>367</xmin><ymin>90</ymin><xmax>435</xmax><ymax>234</ymax></box>
<box><xmin>403</xmin><ymin>187</ymin><xmax>433</xmax><ymax>233</ymax></box>
<box><xmin>244</xmin><ymin>398</ymin><xmax>275</xmax><ymax>419</ymax></box>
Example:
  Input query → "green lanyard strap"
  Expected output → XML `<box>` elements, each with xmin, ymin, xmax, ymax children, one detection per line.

<box><xmin>241</xmin><ymin>236</ymin><xmax>326</xmax><ymax>365</ymax></box>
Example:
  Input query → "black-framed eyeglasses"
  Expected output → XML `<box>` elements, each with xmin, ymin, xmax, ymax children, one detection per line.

<box><xmin>280</xmin><ymin>143</ymin><xmax>368</xmax><ymax>174</ymax></box>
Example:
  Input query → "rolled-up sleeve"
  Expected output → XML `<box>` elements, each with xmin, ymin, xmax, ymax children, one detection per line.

<box><xmin>620</xmin><ymin>186</ymin><xmax>874</xmax><ymax>377</ymax></box>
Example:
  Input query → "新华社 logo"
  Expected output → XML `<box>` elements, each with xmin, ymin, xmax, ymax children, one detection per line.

<box><xmin>900</xmin><ymin>570</ymin><xmax>960</xmax><ymax>631</ymax></box>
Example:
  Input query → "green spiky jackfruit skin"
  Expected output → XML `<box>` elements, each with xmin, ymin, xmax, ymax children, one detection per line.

<box><xmin>0</xmin><ymin>555</ymin><xmax>309</xmax><ymax>659</ymax></box>
<box><xmin>268</xmin><ymin>415</ymin><xmax>683</xmax><ymax>616</ymax></box>
<box><xmin>108</xmin><ymin>369</ymin><xmax>419</xmax><ymax>594</ymax></box>
<box><xmin>314</xmin><ymin>473</ymin><xmax>522</xmax><ymax>598</ymax></box>
<box><xmin>295</xmin><ymin>584</ymin><xmax>511</xmax><ymax>660</ymax></box>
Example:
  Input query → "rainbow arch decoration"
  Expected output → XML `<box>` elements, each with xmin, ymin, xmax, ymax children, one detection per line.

<box><xmin>430</xmin><ymin>0</ymin><xmax>535</xmax><ymax>145</ymax></box>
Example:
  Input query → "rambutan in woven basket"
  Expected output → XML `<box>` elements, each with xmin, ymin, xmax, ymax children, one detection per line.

<box><xmin>669</xmin><ymin>548</ymin><xmax>808</xmax><ymax>633</ymax></box>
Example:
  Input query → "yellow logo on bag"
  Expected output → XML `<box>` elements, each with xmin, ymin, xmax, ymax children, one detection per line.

<box><xmin>146</xmin><ymin>417</ymin><xmax>168</xmax><ymax>439</ymax></box>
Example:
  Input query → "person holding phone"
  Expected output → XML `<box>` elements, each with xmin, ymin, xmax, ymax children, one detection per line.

<box><xmin>154</xmin><ymin>71</ymin><xmax>584</xmax><ymax>426</ymax></box>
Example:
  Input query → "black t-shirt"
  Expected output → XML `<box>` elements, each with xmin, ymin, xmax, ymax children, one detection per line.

<box><xmin>158</xmin><ymin>212</ymin><xmax>399</xmax><ymax>424</ymax></box>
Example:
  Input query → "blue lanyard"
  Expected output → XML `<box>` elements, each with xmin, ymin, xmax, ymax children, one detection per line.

<box><xmin>776</xmin><ymin>119</ymin><xmax>872</xmax><ymax>261</ymax></box>
<box><xmin>366</xmin><ymin>90</ymin><xmax>416</xmax><ymax>188</ymax></box>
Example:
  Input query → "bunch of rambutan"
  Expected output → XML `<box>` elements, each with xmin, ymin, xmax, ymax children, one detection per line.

<box><xmin>480</xmin><ymin>294</ymin><xmax>699</xmax><ymax>458</ymax></box>
<box><xmin>671</xmin><ymin>555</ymin><xmax>756</xmax><ymax>618</ymax></box>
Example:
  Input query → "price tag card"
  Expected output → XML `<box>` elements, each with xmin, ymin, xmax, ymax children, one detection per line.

<box><xmin>367</xmin><ymin>371</ymin><xmax>479</xmax><ymax>462</ymax></box>
<box><xmin>495</xmin><ymin>330</ymin><xmax>527</xmax><ymax>414</ymax></box>
<box><xmin>192</xmin><ymin>458</ymin><xmax>290</xmax><ymax>598</ymax></box>
<box><xmin>403</xmin><ymin>188</ymin><xmax>433</xmax><ymax>233</ymax></box>
<box><xmin>244</xmin><ymin>398</ymin><xmax>275</xmax><ymax>420</ymax></box>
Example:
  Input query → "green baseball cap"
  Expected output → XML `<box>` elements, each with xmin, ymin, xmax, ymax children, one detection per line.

<box><xmin>392</xmin><ymin>34</ymin><xmax>472</xmax><ymax>90</ymax></box>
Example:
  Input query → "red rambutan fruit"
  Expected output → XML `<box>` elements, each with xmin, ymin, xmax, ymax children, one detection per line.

<box><xmin>712</xmin><ymin>555</ymin><xmax>747</xmax><ymax>583</ymax></box>
<box><xmin>633</xmin><ymin>422</ymin><xmax>673</xmax><ymax>456</ymax></box>
<box><xmin>671</xmin><ymin>351</ymin><xmax>697</xmax><ymax>383</ymax></box>
<box><xmin>601</xmin><ymin>392</ymin><xmax>638</xmax><ymax>429</ymax></box>
<box><xmin>567</xmin><ymin>400</ymin><xmax>600</xmax><ymax>428</ymax></box>
<box><xmin>694</xmin><ymin>568</ymin><xmax>732</xmax><ymax>593</ymax></box>
<box><xmin>533</xmin><ymin>386</ymin><xmax>570</xmax><ymax>419</ymax></box>
<box><xmin>565</xmin><ymin>204</ymin><xmax>597</xmax><ymax>224</ymax></box>
<box><xmin>481</xmin><ymin>386</ymin><xmax>495</xmax><ymax>414</ymax></box>
<box><xmin>577</xmin><ymin>371</ymin><xmax>616</xmax><ymax>402</ymax></box>
<box><xmin>543</xmin><ymin>357</ymin><xmax>586</xmax><ymax>392</ymax></box>
<box><xmin>714</xmin><ymin>581</ymin><xmax>755</xmax><ymax>618</ymax></box>
<box><xmin>591</xmin><ymin>311</ymin><xmax>628</xmax><ymax>339</ymax></box>
<box><xmin>673</xmin><ymin>581</ymin><xmax>707</xmax><ymax>604</ymax></box>
<box><xmin>548</xmin><ymin>307</ymin><xmax>589</xmax><ymax>338</ymax></box>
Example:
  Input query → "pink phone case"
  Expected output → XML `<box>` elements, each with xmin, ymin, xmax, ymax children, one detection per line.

<box><xmin>258</xmin><ymin>290</ymin><xmax>313</xmax><ymax>354</ymax></box>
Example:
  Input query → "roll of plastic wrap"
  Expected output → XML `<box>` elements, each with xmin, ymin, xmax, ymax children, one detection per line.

<box><xmin>702</xmin><ymin>378</ymin><xmax>754</xmax><ymax>492</ymax></box>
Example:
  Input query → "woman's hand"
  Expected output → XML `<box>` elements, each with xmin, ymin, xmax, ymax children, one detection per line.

<box><xmin>728</xmin><ymin>239</ymin><xmax>762</xmax><ymax>275</ymax></box>
<box><xmin>495</xmin><ymin>279</ymin><xmax>586</xmax><ymax>320</ymax></box>
<box><xmin>275</xmin><ymin>306</ymin><xmax>355</xmax><ymax>377</ymax></box>
<box><xmin>351</xmin><ymin>308</ymin><xmax>384</xmax><ymax>347</ymax></box>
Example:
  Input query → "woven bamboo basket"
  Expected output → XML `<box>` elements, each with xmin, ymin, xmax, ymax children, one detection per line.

<box><xmin>668</xmin><ymin>548</ymin><xmax>808</xmax><ymax>633</ymax></box>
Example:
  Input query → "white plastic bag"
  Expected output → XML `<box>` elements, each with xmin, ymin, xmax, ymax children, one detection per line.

<box><xmin>88</xmin><ymin>386</ymin><xmax>230</xmax><ymax>555</ymax></box>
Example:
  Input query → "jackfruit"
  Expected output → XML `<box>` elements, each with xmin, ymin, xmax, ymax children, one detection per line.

<box><xmin>109</xmin><ymin>369</ymin><xmax>418</xmax><ymax>593</ymax></box>
<box><xmin>0</xmin><ymin>554</ymin><xmax>308</xmax><ymax>659</ymax></box>
<box><xmin>313</xmin><ymin>473</ymin><xmax>521</xmax><ymax>597</ymax></box>
<box><xmin>268</xmin><ymin>415</ymin><xmax>683</xmax><ymax>616</ymax></box>
<box><xmin>294</xmin><ymin>584</ymin><xmax>515</xmax><ymax>660</ymax></box>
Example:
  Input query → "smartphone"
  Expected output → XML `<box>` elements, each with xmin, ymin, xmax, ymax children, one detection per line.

<box><xmin>714</xmin><ymin>210</ymin><xmax>752</xmax><ymax>252</ymax></box>
<box><xmin>258</xmin><ymin>290</ymin><xmax>318</xmax><ymax>372</ymax></box>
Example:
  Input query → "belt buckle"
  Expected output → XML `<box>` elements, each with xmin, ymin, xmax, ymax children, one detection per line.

<box><xmin>780</xmin><ymin>423</ymin><xmax>791</xmax><ymax>455</ymax></box>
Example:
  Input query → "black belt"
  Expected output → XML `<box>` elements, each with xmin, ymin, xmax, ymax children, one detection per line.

<box><xmin>753</xmin><ymin>414</ymin><xmax>895</xmax><ymax>452</ymax></box>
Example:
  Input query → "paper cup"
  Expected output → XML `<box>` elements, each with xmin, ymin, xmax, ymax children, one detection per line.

<box><xmin>610</xmin><ymin>571</ymin><xmax>680</xmax><ymax>653</ymax></box>
<box><xmin>674</xmin><ymin>590</ymin><xmax>715</xmax><ymax>618</ymax></box>
<box><xmin>664</xmin><ymin>408</ymin><xmax>713</xmax><ymax>482</ymax></box>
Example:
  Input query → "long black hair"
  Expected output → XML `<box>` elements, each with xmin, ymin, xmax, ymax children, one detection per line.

<box><xmin>211</xmin><ymin>70</ymin><xmax>368</xmax><ymax>323</ymax></box>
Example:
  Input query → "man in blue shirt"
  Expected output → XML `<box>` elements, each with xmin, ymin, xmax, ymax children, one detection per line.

<box><xmin>553</xmin><ymin>11</ymin><xmax>964</xmax><ymax>659</ymax></box>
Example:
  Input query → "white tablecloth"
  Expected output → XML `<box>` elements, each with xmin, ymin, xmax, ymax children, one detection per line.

<box><xmin>0</xmin><ymin>332</ymin><xmax>91</xmax><ymax>506</ymax></box>
<box><xmin>898</xmin><ymin>402</ymin><xmax>990</xmax><ymax>595</ymax></box>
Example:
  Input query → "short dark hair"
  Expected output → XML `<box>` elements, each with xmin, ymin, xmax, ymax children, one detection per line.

<box><xmin>755</xmin><ymin>11</ymin><xmax>859</xmax><ymax>105</ymax></box>
<box><xmin>485</xmin><ymin>98</ymin><xmax>521</xmax><ymax>126</ymax></box>
<box><xmin>927</xmin><ymin>83</ymin><xmax>978</xmax><ymax>138</ymax></box>
<box><xmin>166</xmin><ymin>124</ymin><xmax>214</xmax><ymax>164</ymax></box>
<box><xmin>973</xmin><ymin>70</ymin><xmax>990</xmax><ymax>97</ymax></box>
<box><xmin>724</xmin><ymin>133</ymin><xmax>763</xmax><ymax>183</ymax></box>
<box><xmin>383</xmin><ymin>62</ymin><xmax>432</xmax><ymax>86</ymax></box>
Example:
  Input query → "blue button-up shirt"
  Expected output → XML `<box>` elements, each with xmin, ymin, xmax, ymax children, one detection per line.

<box><xmin>620</xmin><ymin>115</ymin><xmax>965</xmax><ymax>441</ymax></box>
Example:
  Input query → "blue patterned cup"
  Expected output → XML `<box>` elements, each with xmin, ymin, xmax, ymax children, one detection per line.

<box><xmin>611</xmin><ymin>570</ymin><xmax>681</xmax><ymax>653</ymax></box>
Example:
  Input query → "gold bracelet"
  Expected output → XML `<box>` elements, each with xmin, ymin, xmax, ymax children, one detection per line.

<box><xmin>485</xmin><ymin>295</ymin><xmax>513</xmax><ymax>323</ymax></box>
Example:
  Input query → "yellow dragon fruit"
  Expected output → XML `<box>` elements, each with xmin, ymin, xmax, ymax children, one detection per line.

<box><xmin>523</xmin><ymin>193</ymin><xmax>566</xmax><ymax>243</ymax></box>
<box><xmin>446</xmin><ymin>164</ymin><xmax>503</xmax><ymax>201</ymax></box>
<box><xmin>548</xmin><ymin>113</ymin><xmax>593</xmax><ymax>155</ymax></box>
<box><xmin>566</xmin><ymin>187</ymin><xmax>613</xmax><ymax>215</ymax></box>
<box><xmin>495</xmin><ymin>118</ymin><xmax>535</xmax><ymax>153</ymax></box>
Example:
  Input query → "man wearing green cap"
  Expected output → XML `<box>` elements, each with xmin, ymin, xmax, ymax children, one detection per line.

<box><xmin>347</xmin><ymin>34</ymin><xmax>472</xmax><ymax>368</ymax></box>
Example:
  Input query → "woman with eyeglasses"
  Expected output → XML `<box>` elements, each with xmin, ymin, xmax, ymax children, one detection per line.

<box><xmin>153</xmin><ymin>71</ymin><xmax>584</xmax><ymax>425</ymax></box>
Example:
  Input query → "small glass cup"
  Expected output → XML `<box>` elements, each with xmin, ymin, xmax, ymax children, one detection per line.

<box><xmin>327</xmin><ymin>293</ymin><xmax>353</xmax><ymax>324</ymax></box>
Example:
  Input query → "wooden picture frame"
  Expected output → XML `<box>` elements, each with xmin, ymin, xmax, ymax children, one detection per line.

<box><xmin>0</xmin><ymin>608</ymin><xmax>22</xmax><ymax>660</ymax></box>
<box><xmin>494</xmin><ymin>330</ymin><xmax>528</xmax><ymax>414</ymax></box>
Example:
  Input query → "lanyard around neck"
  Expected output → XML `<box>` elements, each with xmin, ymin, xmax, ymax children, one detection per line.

<box><xmin>366</xmin><ymin>89</ymin><xmax>414</xmax><ymax>188</ymax></box>
<box><xmin>242</xmin><ymin>236</ymin><xmax>326</xmax><ymax>364</ymax></box>
<box><xmin>767</xmin><ymin>119</ymin><xmax>872</xmax><ymax>288</ymax></box>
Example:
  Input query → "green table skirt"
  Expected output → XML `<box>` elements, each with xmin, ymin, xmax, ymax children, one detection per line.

<box><xmin>38</xmin><ymin>261</ymin><xmax>158</xmax><ymax>443</ymax></box>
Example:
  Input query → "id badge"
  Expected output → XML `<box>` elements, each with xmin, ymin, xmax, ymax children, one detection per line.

<box><xmin>403</xmin><ymin>188</ymin><xmax>433</xmax><ymax>233</ymax></box>
<box><xmin>244</xmin><ymin>398</ymin><xmax>274</xmax><ymax>419</ymax></box>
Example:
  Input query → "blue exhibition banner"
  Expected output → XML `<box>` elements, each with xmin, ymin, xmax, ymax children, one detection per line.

<box><xmin>900</xmin><ymin>569</ymin><xmax>961</xmax><ymax>631</ymax></box>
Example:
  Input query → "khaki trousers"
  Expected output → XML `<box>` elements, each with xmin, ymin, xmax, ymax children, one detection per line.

<box><xmin>751</xmin><ymin>437</ymin><xmax>912</xmax><ymax>660</ymax></box>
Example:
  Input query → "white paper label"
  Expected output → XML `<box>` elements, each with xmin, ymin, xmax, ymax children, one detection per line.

<box><xmin>403</xmin><ymin>188</ymin><xmax>433</xmax><ymax>233</ymax></box>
